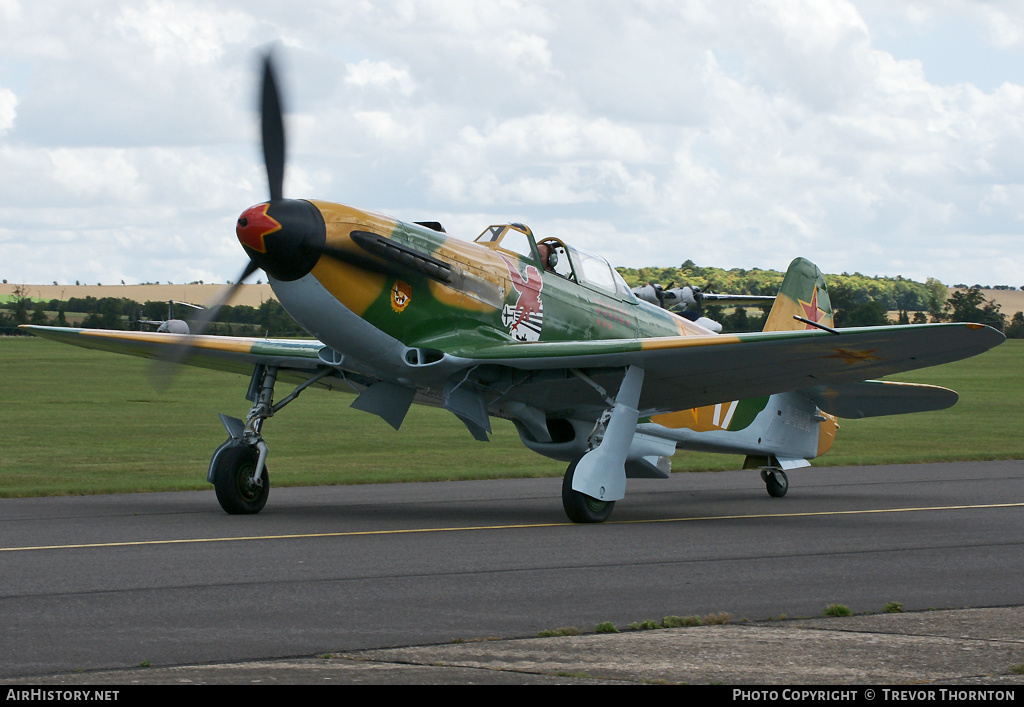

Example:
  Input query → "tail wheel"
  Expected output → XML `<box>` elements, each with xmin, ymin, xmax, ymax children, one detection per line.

<box><xmin>761</xmin><ymin>468</ymin><xmax>789</xmax><ymax>498</ymax></box>
<box><xmin>561</xmin><ymin>457</ymin><xmax>615</xmax><ymax>523</ymax></box>
<box><xmin>213</xmin><ymin>444</ymin><xmax>269</xmax><ymax>514</ymax></box>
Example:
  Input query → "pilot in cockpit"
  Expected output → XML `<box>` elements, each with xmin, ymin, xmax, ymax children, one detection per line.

<box><xmin>537</xmin><ymin>243</ymin><xmax>555</xmax><ymax>272</ymax></box>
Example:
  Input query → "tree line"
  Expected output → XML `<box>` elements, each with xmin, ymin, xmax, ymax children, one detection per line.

<box><xmin>618</xmin><ymin>261</ymin><xmax>1021</xmax><ymax>336</ymax></box>
<box><xmin>0</xmin><ymin>288</ymin><xmax>306</xmax><ymax>337</ymax></box>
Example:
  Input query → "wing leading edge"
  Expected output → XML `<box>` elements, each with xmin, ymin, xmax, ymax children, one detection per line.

<box><xmin>19</xmin><ymin>325</ymin><xmax>326</xmax><ymax>379</ymax></box>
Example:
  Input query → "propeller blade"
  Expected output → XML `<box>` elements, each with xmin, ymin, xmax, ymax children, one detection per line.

<box><xmin>186</xmin><ymin>260</ymin><xmax>260</xmax><ymax>339</ymax></box>
<box><xmin>261</xmin><ymin>54</ymin><xmax>286</xmax><ymax>202</ymax></box>
<box><xmin>148</xmin><ymin>53</ymin><xmax>290</xmax><ymax>390</ymax></box>
<box><xmin>148</xmin><ymin>260</ymin><xmax>259</xmax><ymax>389</ymax></box>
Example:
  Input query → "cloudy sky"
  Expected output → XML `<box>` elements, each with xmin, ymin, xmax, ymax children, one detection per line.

<box><xmin>1</xmin><ymin>0</ymin><xmax>1023</xmax><ymax>290</ymax></box>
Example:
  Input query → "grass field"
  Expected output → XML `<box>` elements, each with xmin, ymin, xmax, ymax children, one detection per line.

<box><xmin>1</xmin><ymin>336</ymin><xmax>1021</xmax><ymax>497</ymax></box>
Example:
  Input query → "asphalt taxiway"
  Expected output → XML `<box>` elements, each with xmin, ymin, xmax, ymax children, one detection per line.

<box><xmin>2</xmin><ymin>460</ymin><xmax>1023</xmax><ymax>684</ymax></box>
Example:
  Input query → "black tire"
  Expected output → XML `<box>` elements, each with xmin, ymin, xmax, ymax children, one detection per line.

<box><xmin>763</xmin><ymin>469</ymin><xmax>789</xmax><ymax>498</ymax></box>
<box><xmin>213</xmin><ymin>444</ymin><xmax>269</xmax><ymax>514</ymax></box>
<box><xmin>561</xmin><ymin>457</ymin><xmax>615</xmax><ymax>523</ymax></box>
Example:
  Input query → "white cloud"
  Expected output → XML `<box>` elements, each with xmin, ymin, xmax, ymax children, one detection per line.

<box><xmin>345</xmin><ymin>59</ymin><xmax>416</xmax><ymax>96</ymax></box>
<box><xmin>454</xmin><ymin>114</ymin><xmax>650</xmax><ymax>162</ymax></box>
<box><xmin>0</xmin><ymin>0</ymin><xmax>1023</xmax><ymax>289</ymax></box>
<box><xmin>354</xmin><ymin>110</ymin><xmax>422</xmax><ymax>144</ymax></box>
<box><xmin>114</xmin><ymin>0</ymin><xmax>255</xmax><ymax>66</ymax></box>
<box><xmin>0</xmin><ymin>87</ymin><xmax>15</xmax><ymax>133</ymax></box>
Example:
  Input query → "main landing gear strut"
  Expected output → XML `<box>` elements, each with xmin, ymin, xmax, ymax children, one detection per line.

<box><xmin>209</xmin><ymin>364</ymin><xmax>332</xmax><ymax>514</ymax></box>
<box><xmin>560</xmin><ymin>365</ymin><xmax>645</xmax><ymax>524</ymax></box>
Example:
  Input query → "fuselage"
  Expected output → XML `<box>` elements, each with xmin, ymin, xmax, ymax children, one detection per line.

<box><xmin>240</xmin><ymin>199</ymin><xmax>711</xmax><ymax>360</ymax></box>
<box><xmin>239</xmin><ymin>198</ymin><xmax>837</xmax><ymax>466</ymax></box>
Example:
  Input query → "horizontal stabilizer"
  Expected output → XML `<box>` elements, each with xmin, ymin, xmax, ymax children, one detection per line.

<box><xmin>800</xmin><ymin>380</ymin><xmax>958</xmax><ymax>419</ymax></box>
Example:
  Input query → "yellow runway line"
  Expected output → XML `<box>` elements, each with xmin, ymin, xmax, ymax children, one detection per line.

<box><xmin>2</xmin><ymin>502</ymin><xmax>1021</xmax><ymax>553</ymax></box>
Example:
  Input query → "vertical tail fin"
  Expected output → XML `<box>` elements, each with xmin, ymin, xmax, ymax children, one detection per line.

<box><xmin>763</xmin><ymin>257</ymin><xmax>834</xmax><ymax>332</ymax></box>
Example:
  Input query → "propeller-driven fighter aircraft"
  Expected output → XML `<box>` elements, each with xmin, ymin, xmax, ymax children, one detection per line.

<box><xmin>22</xmin><ymin>56</ymin><xmax>1005</xmax><ymax>522</ymax></box>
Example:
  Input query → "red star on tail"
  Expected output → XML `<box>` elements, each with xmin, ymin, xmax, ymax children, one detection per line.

<box><xmin>799</xmin><ymin>288</ymin><xmax>825</xmax><ymax>329</ymax></box>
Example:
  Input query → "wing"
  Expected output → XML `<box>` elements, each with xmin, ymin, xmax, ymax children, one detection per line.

<box><xmin>443</xmin><ymin>322</ymin><xmax>1004</xmax><ymax>416</ymax></box>
<box><xmin>19</xmin><ymin>325</ymin><xmax>337</xmax><ymax>387</ymax></box>
<box><xmin>698</xmin><ymin>293</ymin><xmax>776</xmax><ymax>306</ymax></box>
<box><xmin>23</xmin><ymin>321</ymin><xmax>1004</xmax><ymax>422</ymax></box>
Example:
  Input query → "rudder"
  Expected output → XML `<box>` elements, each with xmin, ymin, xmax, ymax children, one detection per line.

<box><xmin>763</xmin><ymin>257</ymin><xmax>834</xmax><ymax>332</ymax></box>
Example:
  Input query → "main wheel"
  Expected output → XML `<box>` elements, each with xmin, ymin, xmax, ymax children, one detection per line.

<box><xmin>213</xmin><ymin>444</ymin><xmax>269</xmax><ymax>514</ymax></box>
<box><xmin>761</xmin><ymin>468</ymin><xmax>789</xmax><ymax>498</ymax></box>
<box><xmin>561</xmin><ymin>457</ymin><xmax>615</xmax><ymax>523</ymax></box>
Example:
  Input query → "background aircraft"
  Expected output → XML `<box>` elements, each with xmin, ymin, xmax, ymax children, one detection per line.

<box><xmin>630</xmin><ymin>282</ymin><xmax>776</xmax><ymax>333</ymax></box>
<box><xmin>22</xmin><ymin>55</ymin><xmax>1005</xmax><ymax>522</ymax></box>
<box><xmin>131</xmin><ymin>300</ymin><xmax>204</xmax><ymax>334</ymax></box>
